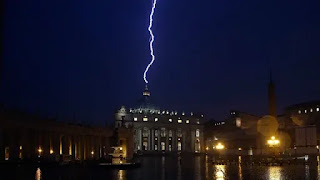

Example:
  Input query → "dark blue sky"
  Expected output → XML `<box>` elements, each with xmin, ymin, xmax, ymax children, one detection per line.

<box><xmin>2</xmin><ymin>0</ymin><xmax>320</xmax><ymax>124</ymax></box>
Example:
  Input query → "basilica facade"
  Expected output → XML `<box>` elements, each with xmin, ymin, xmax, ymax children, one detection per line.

<box><xmin>115</xmin><ymin>86</ymin><xmax>204</xmax><ymax>153</ymax></box>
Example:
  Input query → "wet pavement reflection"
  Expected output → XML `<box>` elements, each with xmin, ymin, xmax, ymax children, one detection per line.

<box><xmin>1</xmin><ymin>155</ymin><xmax>320</xmax><ymax>179</ymax></box>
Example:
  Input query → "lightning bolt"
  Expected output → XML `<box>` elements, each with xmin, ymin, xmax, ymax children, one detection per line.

<box><xmin>143</xmin><ymin>0</ymin><xmax>157</xmax><ymax>84</ymax></box>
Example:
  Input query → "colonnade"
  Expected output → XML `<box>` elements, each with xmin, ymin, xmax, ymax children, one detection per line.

<box><xmin>134</xmin><ymin>127</ymin><xmax>203</xmax><ymax>153</ymax></box>
<box><xmin>0</xmin><ymin>126</ymin><xmax>112</xmax><ymax>161</ymax></box>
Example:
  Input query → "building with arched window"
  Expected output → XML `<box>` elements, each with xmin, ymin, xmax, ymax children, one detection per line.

<box><xmin>115</xmin><ymin>86</ymin><xmax>204</xmax><ymax>153</ymax></box>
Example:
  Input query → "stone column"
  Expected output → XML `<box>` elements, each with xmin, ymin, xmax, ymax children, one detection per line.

<box><xmin>83</xmin><ymin>136</ymin><xmax>87</xmax><ymax>160</ymax></box>
<box><xmin>138</xmin><ymin>129</ymin><xmax>142</xmax><ymax>151</ymax></box>
<box><xmin>191</xmin><ymin>130</ymin><xmax>195</xmax><ymax>152</ymax></box>
<box><xmin>158</xmin><ymin>131</ymin><xmax>161</xmax><ymax>151</ymax></box>
<box><xmin>151</xmin><ymin>129</ymin><xmax>154</xmax><ymax>151</ymax></box>
<box><xmin>148</xmin><ymin>129</ymin><xmax>151</xmax><ymax>151</ymax></box>
<box><xmin>166</xmin><ymin>130</ymin><xmax>169</xmax><ymax>152</ymax></box>
<box><xmin>182</xmin><ymin>130</ymin><xmax>186</xmax><ymax>152</ymax></box>
<box><xmin>173</xmin><ymin>130</ymin><xmax>176</xmax><ymax>152</ymax></box>
<box><xmin>0</xmin><ymin>129</ymin><xmax>3</xmax><ymax>160</ymax></box>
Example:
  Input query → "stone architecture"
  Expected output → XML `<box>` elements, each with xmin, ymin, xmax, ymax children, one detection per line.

<box><xmin>204</xmin><ymin>74</ymin><xmax>320</xmax><ymax>155</ymax></box>
<box><xmin>0</xmin><ymin>108</ymin><xmax>133</xmax><ymax>161</ymax></box>
<box><xmin>115</xmin><ymin>86</ymin><xmax>205</xmax><ymax>153</ymax></box>
<box><xmin>268</xmin><ymin>72</ymin><xmax>277</xmax><ymax>118</ymax></box>
<box><xmin>204</xmin><ymin>111</ymin><xmax>261</xmax><ymax>155</ymax></box>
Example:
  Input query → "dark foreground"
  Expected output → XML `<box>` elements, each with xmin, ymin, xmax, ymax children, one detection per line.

<box><xmin>1</xmin><ymin>155</ymin><xmax>320</xmax><ymax>180</ymax></box>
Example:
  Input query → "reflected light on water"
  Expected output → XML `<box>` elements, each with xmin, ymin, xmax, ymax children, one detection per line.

<box><xmin>35</xmin><ymin>168</ymin><xmax>42</xmax><ymax>180</ymax></box>
<box><xmin>177</xmin><ymin>155</ymin><xmax>182</xmax><ymax>180</ymax></box>
<box><xmin>317</xmin><ymin>156</ymin><xmax>320</xmax><ymax>179</ymax></box>
<box><xmin>305</xmin><ymin>165</ymin><xmax>310</xmax><ymax>179</ymax></box>
<box><xmin>194</xmin><ymin>156</ymin><xmax>201</xmax><ymax>180</ymax></box>
<box><xmin>161</xmin><ymin>156</ymin><xmax>165</xmax><ymax>180</ymax></box>
<box><xmin>205</xmin><ymin>155</ymin><xmax>209</xmax><ymax>179</ymax></box>
<box><xmin>238</xmin><ymin>156</ymin><xmax>242</xmax><ymax>180</ymax></box>
<box><xmin>117</xmin><ymin>170</ymin><xmax>126</xmax><ymax>180</ymax></box>
<box><xmin>268</xmin><ymin>166</ymin><xmax>281</xmax><ymax>180</ymax></box>
<box><xmin>215</xmin><ymin>165</ymin><xmax>226</xmax><ymax>180</ymax></box>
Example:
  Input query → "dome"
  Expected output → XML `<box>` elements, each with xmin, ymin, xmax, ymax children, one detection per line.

<box><xmin>131</xmin><ymin>85</ymin><xmax>160</xmax><ymax>114</ymax></box>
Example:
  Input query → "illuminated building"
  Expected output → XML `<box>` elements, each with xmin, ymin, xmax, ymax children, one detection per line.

<box><xmin>204</xmin><ymin>73</ymin><xmax>320</xmax><ymax>155</ymax></box>
<box><xmin>115</xmin><ymin>86</ymin><xmax>204</xmax><ymax>153</ymax></box>
<box><xmin>0</xmin><ymin>108</ymin><xmax>133</xmax><ymax>161</ymax></box>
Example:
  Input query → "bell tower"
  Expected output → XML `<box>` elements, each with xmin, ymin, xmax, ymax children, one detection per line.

<box><xmin>268</xmin><ymin>71</ymin><xmax>277</xmax><ymax>118</ymax></box>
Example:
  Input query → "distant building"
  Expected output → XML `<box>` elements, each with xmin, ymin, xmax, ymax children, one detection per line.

<box><xmin>284</xmin><ymin>100</ymin><xmax>320</xmax><ymax>127</ymax></box>
<box><xmin>204</xmin><ymin>74</ymin><xmax>320</xmax><ymax>155</ymax></box>
<box><xmin>204</xmin><ymin>110</ymin><xmax>261</xmax><ymax>154</ymax></box>
<box><xmin>115</xmin><ymin>86</ymin><xmax>205</xmax><ymax>153</ymax></box>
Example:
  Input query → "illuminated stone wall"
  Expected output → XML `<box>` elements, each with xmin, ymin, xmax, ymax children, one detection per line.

<box><xmin>115</xmin><ymin>106</ymin><xmax>204</xmax><ymax>153</ymax></box>
<box><xmin>0</xmin><ymin>109</ymin><xmax>133</xmax><ymax>161</ymax></box>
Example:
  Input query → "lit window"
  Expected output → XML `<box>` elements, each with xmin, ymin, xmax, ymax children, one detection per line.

<box><xmin>191</xmin><ymin>112</ymin><xmax>193</xmax><ymax>116</ymax></box>
<box><xmin>221</xmin><ymin>122</ymin><xmax>225</xmax><ymax>125</ymax></box>
<box><xmin>197</xmin><ymin>120</ymin><xmax>200</xmax><ymax>124</ymax></box>
<box><xmin>177</xmin><ymin>142</ymin><xmax>182</xmax><ymax>151</ymax></box>
<box><xmin>298</xmin><ymin>110</ymin><xmax>301</xmax><ymax>114</ymax></box>
<box><xmin>134</xmin><ymin>117</ymin><xmax>138</xmax><ymax>121</ymax></box>
<box><xmin>155</xmin><ymin>130</ymin><xmax>158</xmax><ymax>137</ymax></box>
<box><xmin>155</xmin><ymin>145</ymin><xmax>158</xmax><ymax>151</ymax></box>
<box><xmin>169</xmin><ymin>145</ymin><xmax>172</xmax><ymax>151</ymax></box>
<box><xmin>161</xmin><ymin>128</ymin><xmax>166</xmax><ymax>137</ymax></box>
<box><xmin>143</xmin><ymin>117</ymin><xmax>148</xmax><ymax>122</ymax></box>
<box><xmin>143</xmin><ymin>128</ymin><xmax>149</xmax><ymax>137</ymax></box>
<box><xmin>175</xmin><ymin>111</ymin><xmax>177</xmax><ymax>115</ymax></box>
<box><xmin>236</xmin><ymin>117</ymin><xmax>241</xmax><ymax>127</ymax></box>
<box><xmin>166</xmin><ymin>111</ymin><xmax>169</xmax><ymax>114</ymax></box>
<box><xmin>182</xmin><ymin>112</ymin><xmax>185</xmax><ymax>116</ymax></box>
<box><xmin>317</xmin><ymin>108</ymin><xmax>320</xmax><ymax>112</ymax></box>
<box><xmin>169</xmin><ymin>118</ymin><xmax>172</xmax><ymax>122</ymax></box>
<box><xmin>201</xmin><ymin>114</ymin><xmax>204</xmax><ymax>117</ymax></box>
<box><xmin>305</xmin><ymin>110</ymin><xmax>307</xmax><ymax>113</ymax></box>
<box><xmin>155</xmin><ymin>118</ymin><xmax>158</xmax><ymax>122</ymax></box>
<box><xmin>178</xmin><ymin>119</ymin><xmax>182</xmax><ymax>123</ymax></box>
<box><xmin>186</xmin><ymin>120</ymin><xmax>190</xmax><ymax>124</ymax></box>
<box><xmin>161</xmin><ymin>142</ymin><xmax>165</xmax><ymax>151</ymax></box>
<box><xmin>310</xmin><ymin>109</ymin><xmax>313</xmax><ymax>113</ymax></box>
<box><xmin>196</xmin><ymin>129</ymin><xmax>200</xmax><ymax>137</ymax></box>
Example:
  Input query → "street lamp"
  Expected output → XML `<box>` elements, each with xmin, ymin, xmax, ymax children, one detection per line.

<box><xmin>215</xmin><ymin>143</ymin><xmax>225</xmax><ymax>150</ymax></box>
<box><xmin>38</xmin><ymin>147</ymin><xmax>43</xmax><ymax>157</ymax></box>
<box><xmin>267</xmin><ymin>136</ymin><xmax>280</xmax><ymax>157</ymax></box>
<box><xmin>267</xmin><ymin>136</ymin><xmax>280</xmax><ymax>147</ymax></box>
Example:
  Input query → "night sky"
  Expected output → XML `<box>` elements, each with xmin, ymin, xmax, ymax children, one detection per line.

<box><xmin>2</xmin><ymin>0</ymin><xmax>320</xmax><ymax>124</ymax></box>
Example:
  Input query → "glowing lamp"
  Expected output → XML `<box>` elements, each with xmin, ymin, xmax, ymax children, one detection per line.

<box><xmin>216</xmin><ymin>143</ymin><xmax>225</xmax><ymax>150</ymax></box>
<box><xmin>267</xmin><ymin>136</ymin><xmax>280</xmax><ymax>147</ymax></box>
